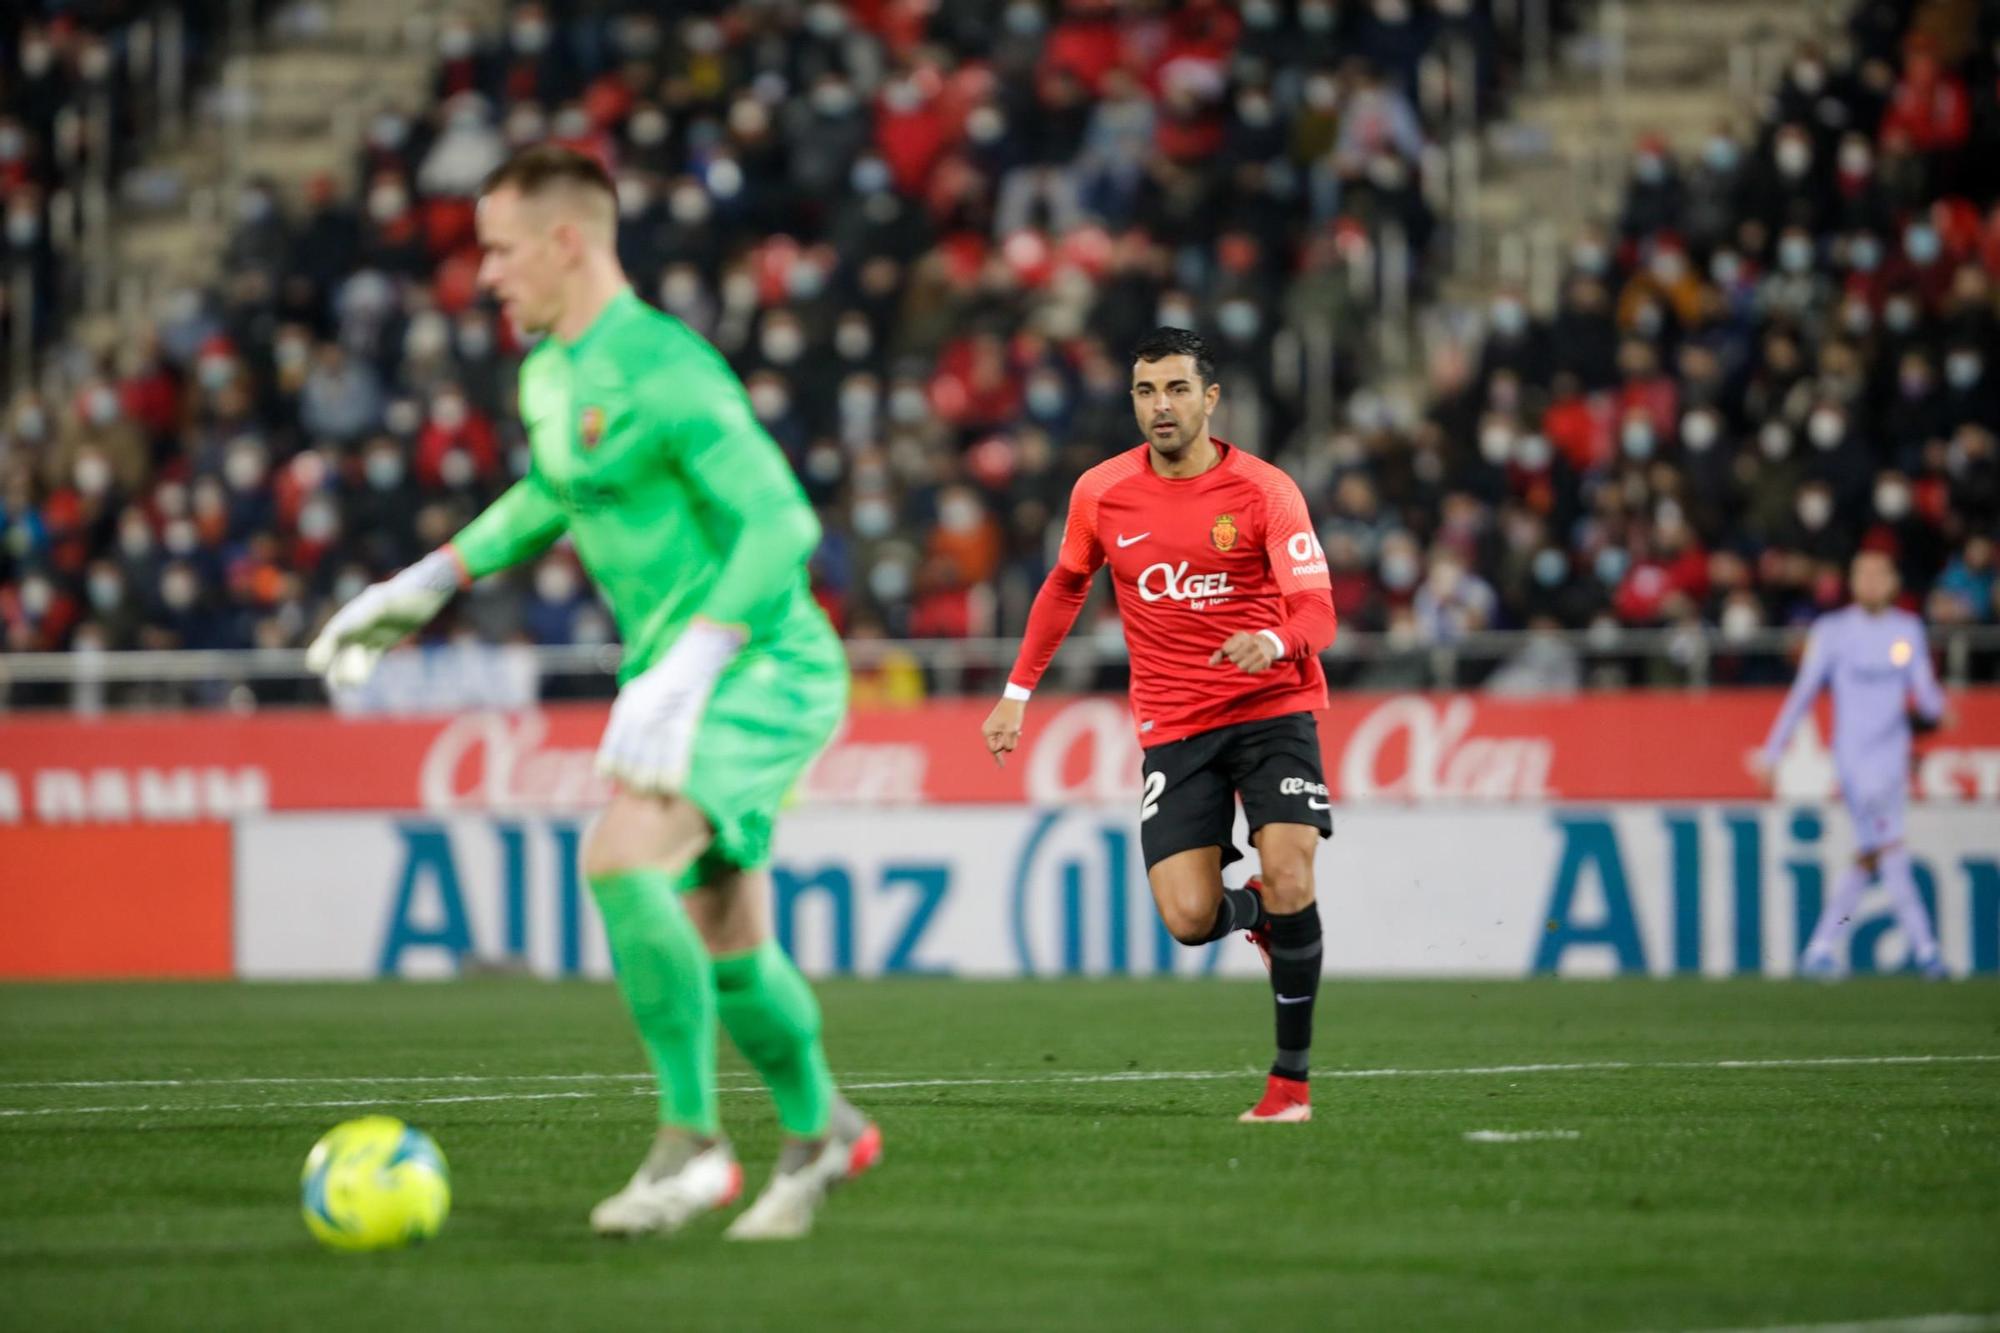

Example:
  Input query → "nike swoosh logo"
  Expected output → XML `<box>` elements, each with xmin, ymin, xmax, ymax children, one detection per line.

<box><xmin>1276</xmin><ymin>995</ymin><xmax>1313</xmax><ymax>1005</ymax></box>
<box><xmin>1307</xmin><ymin>799</ymin><xmax>1331</xmax><ymax>810</ymax></box>
<box><xmin>1116</xmin><ymin>533</ymin><xmax>1150</xmax><ymax>548</ymax></box>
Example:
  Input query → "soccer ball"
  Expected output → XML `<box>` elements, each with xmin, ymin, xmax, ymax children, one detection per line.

<box><xmin>300</xmin><ymin>1116</ymin><xmax>451</xmax><ymax>1252</ymax></box>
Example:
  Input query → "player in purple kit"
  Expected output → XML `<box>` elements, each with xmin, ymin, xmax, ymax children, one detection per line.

<box><xmin>1753</xmin><ymin>551</ymin><xmax>1951</xmax><ymax>979</ymax></box>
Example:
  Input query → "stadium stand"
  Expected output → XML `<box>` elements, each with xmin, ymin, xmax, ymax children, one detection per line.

<box><xmin>0</xmin><ymin>0</ymin><xmax>1992</xmax><ymax>698</ymax></box>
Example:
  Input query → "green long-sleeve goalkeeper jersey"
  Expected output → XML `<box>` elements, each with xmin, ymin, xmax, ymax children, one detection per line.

<box><xmin>450</xmin><ymin>288</ymin><xmax>834</xmax><ymax>682</ymax></box>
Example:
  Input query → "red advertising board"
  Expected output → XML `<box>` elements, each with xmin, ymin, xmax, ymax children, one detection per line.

<box><xmin>0</xmin><ymin>824</ymin><xmax>233</xmax><ymax>977</ymax></box>
<box><xmin>2</xmin><ymin>691</ymin><xmax>1997</xmax><ymax>822</ymax></box>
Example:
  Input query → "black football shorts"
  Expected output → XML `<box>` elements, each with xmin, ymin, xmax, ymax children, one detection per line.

<box><xmin>1137</xmin><ymin>711</ymin><xmax>1334</xmax><ymax>870</ymax></box>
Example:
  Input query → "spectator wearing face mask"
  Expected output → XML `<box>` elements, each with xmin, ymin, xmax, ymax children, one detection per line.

<box><xmin>1618</xmin><ymin>135</ymin><xmax>1685</xmax><ymax>242</ymax></box>
<box><xmin>413</xmin><ymin>386</ymin><xmax>498</xmax><ymax>492</ymax></box>
<box><xmin>1861</xmin><ymin>468</ymin><xmax>1947</xmax><ymax>588</ymax></box>
<box><xmin>1413</xmin><ymin>546</ymin><xmax>1498</xmax><ymax>644</ymax></box>
<box><xmin>299</xmin><ymin>343</ymin><xmax>386</xmax><ymax>447</ymax></box>
<box><xmin>46</xmin><ymin>379</ymin><xmax>148</xmax><ymax>500</ymax></box>
<box><xmin>1741</xmin><ymin>123</ymin><xmax>1834</xmax><ymax>238</ymax></box>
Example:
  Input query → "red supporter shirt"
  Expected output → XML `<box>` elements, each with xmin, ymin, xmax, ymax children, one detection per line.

<box><xmin>1008</xmin><ymin>440</ymin><xmax>1338</xmax><ymax>747</ymax></box>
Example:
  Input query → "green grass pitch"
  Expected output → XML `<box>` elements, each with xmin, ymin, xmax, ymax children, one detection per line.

<box><xmin>1</xmin><ymin>979</ymin><xmax>1996</xmax><ymax>1332</ymax></box>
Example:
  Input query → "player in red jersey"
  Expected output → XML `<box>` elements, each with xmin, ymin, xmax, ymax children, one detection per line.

<box><xmin>981</xmin><ymin>328</ymin><xmax>1339</xmax><ymax>1124</ymax></box>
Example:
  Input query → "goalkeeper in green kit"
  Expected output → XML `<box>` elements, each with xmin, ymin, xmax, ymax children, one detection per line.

<box><xmin>305</xmin><ymin>146</ymin><xmax>878</xmax><ymax>1241</ymax></box>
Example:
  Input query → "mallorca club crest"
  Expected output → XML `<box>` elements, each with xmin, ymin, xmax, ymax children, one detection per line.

<box><xmin>1210</xmin><ymin>513</ymin><xmax>1239</xmax><ymax>552</ymax></box>
<box><xmin>577</xmin><ymin>405</ymin><xmax>606</xmax><ymax>450</ymax></box>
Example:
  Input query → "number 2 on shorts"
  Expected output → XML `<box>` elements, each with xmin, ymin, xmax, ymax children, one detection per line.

<box><xmin>1140</xmin><ymin>769</ymin><xmax>1166</xmax><ymax>822</ymax></box>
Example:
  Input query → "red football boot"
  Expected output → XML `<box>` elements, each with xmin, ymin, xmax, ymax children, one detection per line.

<box><xmin>1238</xmin><ymin>1072</ymin><xmax>1311</xmax><ymax>1123</ymax></box>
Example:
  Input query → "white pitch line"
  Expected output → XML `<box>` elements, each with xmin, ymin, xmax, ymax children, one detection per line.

<box><xmin>0</xmin><ymin>1069</ymin><xmax>920</xmax><ymax>1091</ymax></box>
<box><xmin>2</xmin><ymin>1051</ymin><xmax>1992</xmax><ymax>1095</ymax></box>
<box><xmin>1463</xmin><ymin>1129</ymin><xmax>1581</xmax><ymax>1143</ymax></box>
<box><xmin>1665</xmin><ymin>1313</ymin><xmax>2000</xmax><ymax>1333</ymax></box>
<box><xmin>0</xmin><ymin>1053</ymin><xmax>1994</xmax><ymax>1122</ymax></box>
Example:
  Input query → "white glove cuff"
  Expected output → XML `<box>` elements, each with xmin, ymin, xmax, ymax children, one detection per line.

<box><xmin>1258</xmin><ymin>630</ymin><xmax>1288</xmax><ymax>660</ymax></box>
<box><xmin>1003</xmin><ymin>682</ymin><xmax>1032</xmax><ymax>702</ymax></box>
<box><xmin>398</xmin><ymin>547</ymin><xmax>465</xmax><ymax>597</ymax></box>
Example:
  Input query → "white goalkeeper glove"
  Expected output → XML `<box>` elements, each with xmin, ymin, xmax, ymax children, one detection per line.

<box><xmin>596</xmin><ymin>620</ymin><xmax>747</xmax><ymax>795</ymax></box>
<box><xmin>304</xmin><ymin>548</ymin><xmax>464</xmax><ymax>690</ymax></box>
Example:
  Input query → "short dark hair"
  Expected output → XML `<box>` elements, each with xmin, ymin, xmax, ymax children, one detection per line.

<box><xmin>481</xmin><ymin>144</ymin><xmax>616</xmax><ymax>204</ymax></box>
<box><xmin>1132</xmin><ymin>327</ymin><xmax>1216</xmax><ymax>388</ymax></box>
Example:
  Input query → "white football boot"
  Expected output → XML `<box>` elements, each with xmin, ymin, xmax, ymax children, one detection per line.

<box><xmin>591</xmin><ymin>1129</ymin><xmax>743</xmax><ymax>1237</ymax></box>
<box><xmin>725</xmin><ymin>1100</ymin><xmax>882</xmax><ymax>1241</ymax></box>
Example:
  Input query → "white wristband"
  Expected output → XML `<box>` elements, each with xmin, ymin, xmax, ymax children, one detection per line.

<box><xmin>1258</xmin><ymin>630</ymin><xmax>1288</xmax><ymax>660</ymax></box>
<box><xmin>1003</xmin><ymin>682</ymin><xmax>1032</xmax><ymax>702</ymax></box>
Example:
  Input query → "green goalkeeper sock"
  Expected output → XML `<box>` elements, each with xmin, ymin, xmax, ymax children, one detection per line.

<box><xmin>713</xmin><ymin>940</ymin><xmax>836</xmax><ymax>1139</ymax></box>
<box><xmin>588</xmin><ymin>868</ymin><xmax>719</xmax><ymax>1137</ymax></box>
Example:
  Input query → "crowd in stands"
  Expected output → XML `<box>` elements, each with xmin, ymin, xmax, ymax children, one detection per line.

<box><xmin>0</xmin><ymin>0</ymin><xmax>1994</xmax><ymax>695</ymax></box>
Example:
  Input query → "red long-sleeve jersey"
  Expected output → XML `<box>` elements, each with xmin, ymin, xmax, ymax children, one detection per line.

<box><xmin>1008</xmin><ymin>441</ymin><xmax>1338</xmax><ymax>746</ymax></box>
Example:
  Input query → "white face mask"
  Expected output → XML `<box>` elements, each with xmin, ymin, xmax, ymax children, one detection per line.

<box><xmin>432</xmin><ymin>396</ymin><xmax>468</xmax><ymax>430</ymax></box>
<box><xmin>1776</xmin><ymin>140</ymin><xmax>1811</xmax><ymax>177</ymax></box>
<box><xmin>507</xmin><ymin>108</ymin><xmax>548</xmax><ymax>145</ymax></box>
<box><xmin>749</xmin><ymin>383</ymin><xmax>791</xmax><ymax>421</ymax></box>
<box><xmin>406</xmin><ymin>315</ymin><xmax>449</xmax><ymax>359</ymax></box>
<box><xmin>852</xmin><ymin>499</ymin><xmax>894</xmax><ymax>539</ymax></box>
<box><xmin>365</xmin><ymin>451</ymin><xmax>404</xmax><ymax>489</ymax></box>
<box><xmin>662</xmin><ymin>272</ymin><xmax>703</xmax><ymax>313</ymax></box>
<box><xmin>939</xmin><ymin>495</ymin><xmax>983</xmax><ymax>532</ymax></box>
<box><xmin>1797</xmin><ymin>492</ymin><xmax>1833</xmax><ymax>530</ymax></box>
<box><xmin>839</xmin><ymin>383</ymin><xmax>878</xmax><ymax>418</ymax></box>
<box><xmin>88</xmin><ymin>571</ymin><xmax>124</xmax><ymax>611</ymax></box>
<box><xmin>672</xmin><ymin>188</ymin><xmax>713</xmax><ymax>226</ymax></box>
<box><xmin>1478</xmin><ymin>424</ymin><xmax>1514</xmax><ymax>465</ymax></box>
<box><xmin>298</xmin><ymin>498</ymin><xmax>338</xmax><ymax>543</ymax></box>
<box><xmin>439</xmin><ymin>448</ymin><xmax>475</xmax><ymax>488</ymax></box>
<box><xmin>161</xmin><ymin>568</ymin><xmax>198</xmax><ymax>610</ymax></box>
<box><xmin>1217</xmin><ymin>301</ymin><xmax>1260</xmax><ymax>340</ymax></box>
<box><xmin>1621</xmin><ymin>420</ymin><xmax>1656</xmax><ymax>460</ymax></box>
<box><xmin>224</xmin><ymin>445</ymin><xmax>266</xmax><ymax>491</ymax></box>
<box><xmin>1721</xmin><ymin>600</ymin><xmax>1761</xmax><ymax>639</ymax></box>
<box><xmin>75</xmin><ymin>454</ymin><xmax>114</xmax><ymax>497</ymax></box>
<box><xmin>761</xmin><ymin>325</ymin><xmax>805</xmax><ymax>365</ymax></box>
<box><xmin>1947</xmin><ymin>353</ymin><xmax>1983</xmax><ymax>389</ymax></box>
<box><xmin>1516</xmin><ymin>435</ymin><xmax>1553</xmax><ymax>471</ymax></box>
<box><xmin>835</xmin><ymin>321</ymin><xmax>873</xmax><ymax>360</ymax></box>
<box><xmin>1807</xmin><ymin>409</ymin><xmax>1845</xmax><ymax>449</ymax></box>
<box><xmin>616</xmin><ymin>178</ymin><xmax>650</xmax><ymax>218</ymax></box>
<box><xmin>1380</xmin><ymin>551</ymin><xmax>1419</xmax><ymax>590</ymax></box>
<box><xmin>534</xmin><ymin>562</ymin><xmax>579</xmax><ymax>602</ymax></box>
<box><xmin>1681</xmin><ymin>412</ymin><xmax>1719</xmax><ymax>452</ymax></box>
<box><xmin>630</xmin><ymin>108</ymin><xmax>669</xmax><ymax>146</ymax></box>
<box><xmin>869</xmin><ymin>559</ymin><xmax>913</xmax><ymax>603</ymax></box>
<box><xmin>1874</xmin><ymin>481</ymin><xmax>1912</xmax><ymax>519</ymax></box>
<box><xmin>118</xmin><ymin>518</ymin><xmax>153</xmax><ymax>557</ymax></box>
<box><xmin>1759</xmin><ymin>423</ymin><xmax>1792</xmax><ymax>460</ymax></box>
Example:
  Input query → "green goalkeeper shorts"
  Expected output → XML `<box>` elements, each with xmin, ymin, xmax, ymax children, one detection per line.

<box><xmin>668</xmin><ymin>637</ymin><xmax>848</xmax><ymax>878</ymax></box>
